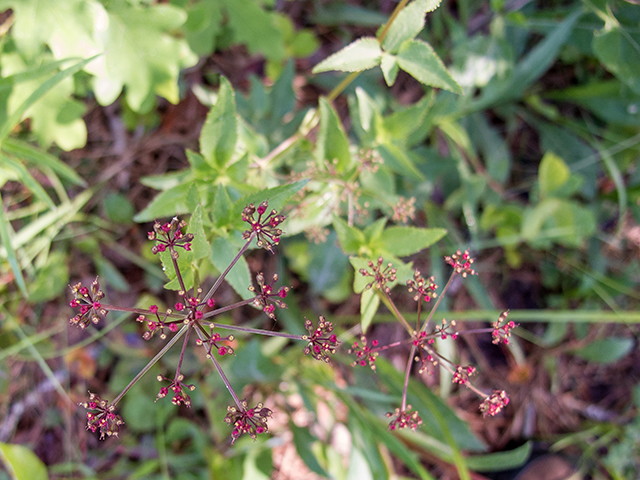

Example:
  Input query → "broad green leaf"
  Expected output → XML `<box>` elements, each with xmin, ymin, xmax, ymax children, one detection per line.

<box><xmin>381</xmin><ymin>0</ymin><xmax>441</xmax><ymax>54</ymax></box>
<box><xmin>223</xmin><ymin>0</ymin><xmax>284</xmax><ymax>61</ymax></box>
<box><xmin>1</xmin><ymin>155</ymin><xmax>55</xmax><ymax>209</ymax></box>
<box><xmin>383</xmin><ymin>91</ymin><xmax>434</xmax><ymax>139</ymax></box>
<box><xmin>184</xmin><ymin>0</ymin><xmax>223</xmax><ymax>57</ymax></box>
<box><xmin>333</xmin><ymin>217</ymin><xmax>366</xmax><ymax>254</ymax></box>
<box><xmin>377</xmin><ymin>143</ymin><xmax>425</xmax><ymax>180</ymax></box>
<box><xmin>378</xmin><ymin>226</ymin><xmax>446</xmax><ymax>257</ymax></box>
<box><xmin>465</xmin><ymin>441</ymin><xmax>531</xmax><ymax>471</ymax></box>
<box><xmin>2</xmin><ymin>138</ymin><xmax>85</xmax><ymax>186</ymax></box>
<box><xmin>289</xmin><ymin>422</ymin><xmax>329</xmax><ymax>478</ymax></box>
<box><xmin>396</xmin><ymin>39</ymin><xmax>462</xmax><ymax>94</ymax></box>
<box><xmin>0</xmin><ymin>55</ymin><xmax>97</xmax><ymax>146</ymax></box>
<box><xmin>28</xmin><ymin>250</ymin><xmax>69</xmax><ymax>302</ymax></box>
<box><xmin>212</xmin><ymin>184</ymin><xmax>232</xmax><ymax>227</ymax></box>
<box><xmin>363</xmin><ymin>217</ymin><xmax>388</xmax><ymax>243</ymax></box>
<box><xmin>189</xmin><ymin>205</ymin><xmax>211</xmax><ymax>261</ymax></box>
<box><xmin>380</xmin><ymin>52</ymin><xmax>399</xmax><ymax>86</ymax></box>
<box><xmin>360</xmin><ymin>288</ymin><xmax>379</xmax><ymax>333</ymax></box>
<box><xmin>316</xmin><ymin>97</ymin><xmax>353</xmax><ymax>172</ymax></box>
<box><xmin>312</xmin><ymin>37</ymin><xmax>382</xmax><ymax>73</ymax></box>
<box><xmin>210</xmin><ymin>236</ymin><xmax>253</xmax><ymax>300</ymax></box>
<box><xmin>90</xmin><ymin>2</ymin><xmax>197</xmax><ymax>110</ymax></box>
<box><xmin>0</xmin><ymin>192</ymin><xmax>27</xmax><ymax>297</ymax></box>
<box><xmin>538</xmin><ymin>152</ymin><xmax>570</xmax><ymax>199</ymax></box>
<box><xmin>593</xmin><ymin>24</ymin><xmax>640</xmax><ymax>96</ymax></box>
<box><xmin>200</xmin><ymin>77</ymin><xmax>238</xmax><ymax>168</ymax></box>
<box><xmin>572</xmin><ymin>337</ymin><xmax>634</xmax><ymax>364</ymax></box>
<box><xmin>0</xmin><ymin>442</ymin><xmax>48</xmax><ymax>480</ymax></box>
<box><xmin>133</xmin><ymin>183</ymin><xmax>192</xmax><ymax>223</ymax></box>
<box><xmin>104</xmin><ymin>193</ymin><xmax>134</xmax><ymax>225</ymax></box>
<box><xmin>159</xmin><ymin>245</ymin><xmax>194</xmax><ymax>291</ymax></box>
<box><xmin>186</xmin><ymin>183</ymin><xmax>200</xmax><ymax>212</ymax></box>
<box><xmin>234</xmin><ymin>180</ymin><xmax>308</xmax><ymax>221</ymax></box>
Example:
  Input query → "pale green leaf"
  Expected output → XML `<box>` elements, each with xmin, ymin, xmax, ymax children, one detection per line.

<box><xmin>360</xmin><ymin>288</ymin><xmax>379</xmax><ymax>333</ymax></box>
<box><xmin>465</xmin><ymin>442</ymin><xmax>531</xmax><ymax>471</ymax></box>
<box><xmin>378</xmin><ymin>227</ymin><xmax>446</xmax><ymax>257</ymax></box>
<box><xmin>538</xmin><ymin>152</ymin><xmax>569</xmax><ymax>199</ymax></box>
<box><xmin>396</xmin><ymin>39</ymin><xmax>462</xmax><ymax>94</ymax></box>
<box><xmin>1</xmin><ymin>155</ymin><xmax>55</xmax><ymax>209</ymax></box>
<box><xmin>210</xmin><ymin>236</ymin><xmax>253</xmax><ymax>300</ymax></box>
<box><xmin>189</xmin><ymin>205</ymin><xmax>211</xmax><ymax>261</ymax></box>
<box><xmin>312</xmin><ymin>37</ymin><xmax>382</xmax><ymax>73</ymax></box>
<box><xmin>0</xmin><ymin>442</ymin><xmax>49</xmax><ymax>480</ymax></box>
<box><xmin>573</xmin><ymin>337</ymin><xmax>634</xmax><ymax>364</ymax></box>
<box><xmin>381</xmin><ymin>0</ymin><xmax>441</xmax><ymax>54</ymax></box>
<box><xmin>133</xmin><ymin>183</ymin><xmax>192</xmax><ymax>223</ymax></box>
<box><xmin>316</xmin><ymin>97</ymin><xmax>353</xmax><ymax>172</ymax></box>
<box><xmin>234</xmin><ymin>180</ymin><xmax>308</xmax><ymax>221</ymax></box>
<box><xmin>200</xmin><ymin>76</ymin><xmax>238</xmax><ymax>168</ymax></box>
<box><xmin>593</xmin><ymin>25</ymin><xmax>640</xmax><ymax>96</ymax></box>
<box><xmin>223</xmin><ymin>0</ymin><xmax>284</xmax><ymax>61</ymax></box>
<box><xmin>380</xmin><ymin>52</ymin><xmax>399</xmax><ymax>86</ymax></box>
<box><xmin>0</xmin><ymin>192</ymin><xmax>27</xmax><ymax>297</ymax></box>
<box><xmin>333</xmin><ymin>217</ymin><xmax>366</xmax><ymax>255</ymax></box>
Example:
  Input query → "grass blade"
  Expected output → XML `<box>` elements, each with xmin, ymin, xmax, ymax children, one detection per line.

<box><xmin>1</xmin><ymin>155</ymin><xmax>56</xmax><ymax>210</ymax></box>
<box><xmin>0</xmin><ymin>191</ymin><xmax>27</xmax><ymax>296</ymax></box>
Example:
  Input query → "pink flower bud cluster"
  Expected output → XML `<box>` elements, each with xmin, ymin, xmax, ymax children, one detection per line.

<box><xmin>407</xmin><ymin>270</ymin><xmax>438</xmax><ymax>302</ymax></box>
<box><xmin>80</xmin><ymin>391</ymin><xmax>124</xmax><ymax>439</ymax></box>
<box><xmin>69</xmin><ymin>278</ymin><xmax>108</xmax><ymax>329</ymax></box>
<box><xmin>302</xmin><ymin>316</ymin><xmax>339</xmax><ymax>363</ymax></box>
<box><xmin>155</xmin><ymin>374</ymin><xmax>195</xmax><ymax>407</ymax></box>
<box><xmin>249</xmin><ymin>272</ymin><xmax>289</xmax><ymax>319</ymax></box>
<box><xmin>348</xmin><ymin>336</ymin><xmax>379</xmax><ymax>371</ymax></box>
<box><xmin>445</xmin><ymin>250</ymin><xmax>476</xmax><ymax>277</ymax></box>
<box><xmin>137</xmin><ymin>305</ymin><xmax>180</xmax><ymax>340</ymax></box>
<box><xmin>359</xmin><ymin>257</ymin><xmax>397</xmax><ymax>293</ymax></box>
<box><xmin>196</xmin><ymin>327</ymin><xmax>235</xmax><ymax>357</ymax></box>
<box><xmin>386</xmin><ymin>406</ymin><xmax>422</xmax><ymax>431</ymax></box>
<box><xmin>452</xmin><ymin>364</ymin><xmax>477</xmax><ymax>385</ymax></box>
<box><xmin>242</xmin><ymin>201</ymin><xmax>286</xmax><ymax>253</ymax></box>
<box><xmin>479</xmin><ymin>390</ymin><xmax>510</xmax><ymax>417</ymax></box>
<box><xmin>148</xmin><ymin>216</ymin><xmax>194</xmax><ymax>257</ymax></box>
<box><xmin>224</xmin><ymin>400</ymin><xmax>272</xmax><ymax>444</ymax></box>
<box><xmin>492</xmin><ymin>310</ymin><xmax>516</xmax><ymax>345</ymax></box>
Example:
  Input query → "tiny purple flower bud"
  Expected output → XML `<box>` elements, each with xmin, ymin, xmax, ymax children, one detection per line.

<box><xmin>149</xmin><ymin>305</ymin><xmax>158</xmax><ymax>314</ymax></box>
<box><xmin>207</xmin><ymin>298</ymin><xmax>215</xmax><ymax>308</ymax></box>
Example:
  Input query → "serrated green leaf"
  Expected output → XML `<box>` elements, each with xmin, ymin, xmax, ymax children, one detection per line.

<box><xmin>333</xmin><ymin>217</ymin><xmax>366</xmax><ymax>254</ymax></box>
<box><xmin>210</xmin><ymin>236</ymin><xmax>254</xmax><ymax>300</ymax></box>
<box><xmin>189</xmin><ymin>205</ymin><xmax>210</xmax><ymax>260</ymax></box>
<box><xmin>133</xmin><ymin>183</ymin><xmax>192</xmax><ymax>223</ymax></box>
<box><xmin>572</xmin><ymin>337</ymin><xmax>634</xmax><ymax>364</ymax></box>
<box><xmin>363</xmin><ymin>217</ymin><xmax>387</xmax><ymax>243</ymax></box>
<box><xmin>380</xmin><ymin>52</ymin><xmax>399</xmax><ymax>86</ymax></box>
<box><xmin>1</xmin><ymin>155</ymin><xmax>55</xmax><ymax>209</ymax></box>
<box><xmin>159</xmin><ymin>246</ymin><xmax>194</xmax><ymax>291</ymax></box>
<box><xmin>223</xmin><ymin>0</ymin><xmax>284</xmax><ymax>61</ymax></box>
<box><xmin>378</xmin><ymin>227</ymin><xmax>446</xmax><ymax>257</ymax></box>
<box><xmin>313</xmin><ymin>37</ymin><xmax>382</xmax><ymax>73</ymax></box>
<box><xmin>0</xmin><ymin>442</ymin><xmax>48</xmax><ymax>480</ymax></box>
<box><xmin>317</xmin><ymin>97</ymin><xmax>353</xmax><ymax>172</ymax></box>
<box><xmin>396</xmin><ymin>39</ymin><xmax>462</xmax><ymax>94</ymax></box>
<box><xmin>538</xmin><ymin>152</ymin><xmax>569</xmax><ymax>199</ymax></box>
<box><xmin>381</xmin><ymin>0</ymin><xmax>441</xmax><ymax>54</ymax></box>
<box><xmin>593</xmin><ymin>24</ymin><xmax>640</xmax><ymax>96</ymax></box>
<box><xmin>200</xmin><ymin>76</ymin><xmax>238</xmax><ymax>168</ymax></box>
<box><xmin>360</xmin><ymin>288</ymin><xmax>379</xmax><ymax>333</ymax></box>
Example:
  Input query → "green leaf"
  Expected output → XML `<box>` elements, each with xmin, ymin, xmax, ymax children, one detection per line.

<box><xmin>234</xmin><ymin>180</ymin><xmax>308</xmax><ymax>221</ymax></box>
<box><xmin>133</xmin><ymin>183</ymin><xmax>192</xmax><ymax>223</ymax></box>
<box><xmin>333</xmin><ymin>217</ymin><xmax>366</xmax><ymax>255</ymax></box>
<box><xmin>1</xmin><ymin>155</ymin><xmax>55</xmax><ymax>210</ymax></box>
<box><xmin>223</xmin><ymin>0</ymin><xmax>284</xmax><ymax>61</ymax></box>
<box><xmin>360</xmin><ymin>288</ymin><xmax>379</xmax><ymax>333</ymax></box>
<box><xmin>316</xmin><ymin>98</ymin><xmax>353</xmax><ymax>172</ymax></box>
<box><xmin>0</xmin><ymin>442</ymin><xmax>49</xmax><ymax>480</ymax></box>
<box><xmin>381</xmin><ymin>0</ymin><xmax>441</xmax><ymax>54</ymax></box>
<box><xmin>212</xmin><ymin>184</ymin><xmax>232</xmax><ymax>227</ymax></box>
<box><xmin>0</xmin><ymin>192</ymin><xmax>27</xmax><ymax>297</ymax></box>
<box><xmin>378</xmin><ymin>226</ymin><xmax>446</xmax><ymax>257</ymax></box>
<box><xmin>572</xmin><ymin>337</ymin><xmax>635</xmax><ymax>364</ymax></box>
<box><xmin>210</xmin><ymin>236</ymin><xmax>253</xmax><ymax>300</ymax></box>
<box><xmin>104</xmin><ymin>193</ymin><xmax>134</xmax><ymax>225</ymax></box>
<box><xmin>380</xmin><ymin>52</ymin><xmax>399</xmax><ymax>86</ymax></box>
<box><xmin>200</xmin><ymin>76</ymin><xmax>238</xmax><ymax>168</ymax></box>
<box><xmin>383</xmin><ymin>91</ymin><xmax>434</xmax><ymax>140</ymax></box>
<box><xmin>186</xmin><ymin>183</ymin><xmax>200</xmax><ymax>212</ymax></box>
<box><xmin>312</xmin><ymin>37</ymin><xmax>382</xmax><ymax>73</ymax></box>
<box><xmin>465</xmin><ymin>441</ymin><xmax>531</xmax><ymax>471</ymax></box>
<box><xmin>28</xmin><ymin>250</ymin><xmax>69</xmax><ymax>302</ymax></box>
<box><xmin>184</xmin><ymin>0</ymin><xmax>223</xmax><ymax>57</ymax></box>
<box><xmin>593</xmin><ymin>24</ymin><xmax>640</xmax><ymax>96</ymax></box>
<box><xmin>189</xmin><ymin>205</ymin><xmax>210</xmax><ymax>261</ymax></box>
<box><xmin>289</xmin><ymin>423</ymin><xmax>329</xmax><ymax>478</ymax></box>
<box><xmin>0</xmin><ymin>55</ymin><xmax>98</xmax><ymax>146</ymax></box>
<box><xmin>538</xmin><ymin>152</ymin><xmax>570</xmax><ymax>199</ymax></box>
<box><xmin>396</xmin><ymin>39</ymin><xmax>462</xmax><ymax>94</ymax></box>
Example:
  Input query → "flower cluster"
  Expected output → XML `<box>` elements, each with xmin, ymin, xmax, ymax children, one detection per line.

<box><xmin>479</xmin><ymin>390</ymin><xmax>510</xmax><ymax>417</ymax></box>
<box><xmin>248</xmin><ymin>273</ymin><xmax>289</xmax><ymax>319</ymax></box>
<box><xmin>156</xmin><ymin>375</ymin><xmax>195</xmax><ymax>406</ymax></box>
<box><xmin>492</xmin><ymin>310</ymin><xmax>516</xmax><ymax>345</ymax></box>
<box><xmin>224</xmin><ymin>400</ymin><xmax>272</xmax><ymax>444</ymax></box>
<box><xmin>407</xmin><ymin>270</ymin><xmax>438</xmax><ymax>303</ymax></box>
<box><xmin>137</xmin><ymin>305</ymin><xmax>181</xmax><ymax>340</ymax></box>
<box><xmin>444</xmin><ymin>250</ymin><xmax>476</xmax><ymax>277</ymax></box>
<box><xmin>359</xmin><ymin>257</ymin><xmax>397</xmax><ymax>293</ymax></box>
<box><xmin>452</xmin><ymin>364</ymin><xmax>477</xmax><ymax>385</ymax></box>
<box><xmin>302</xmin><ymin>316</ymin><xmax>339</xmax><ymax>363</ymax></box>
<box><xmin>80</xmin><ymin>392</ymin><xmax>124</xmax><ymax>439</ymax></box>
<box><xmin>148</xmin><ymin>217</ymin><xmax>194</xmax><ymax>257</ymax></box>
<box><xmin>69</xmin><ymin>278</ymin><xmax>108</xmax><ymax>329</ymax></box>
<box><xmin>242</xmin><ymin>201</ymin><xmax>285</xmax><ymax>253</ymax></box>
<box><xmin>386</xmin><ymin>406</ymin><xmax>422</xmax><ymax>431</ymax></box>
<box><xmin>348</xmin><ymin>336</ymin><xmax>379</xmax><ymax>370</ymax></box>
<box><xmin>196</xmin><ymin>328</ymin><xmax>235</xmax><ymax>356</ymax></box>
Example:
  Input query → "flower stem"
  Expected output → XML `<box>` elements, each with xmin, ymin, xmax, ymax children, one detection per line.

<box><xmin>102</xmin><ymin>304</ymin><xmax>185</xmax><ymax>319</ymax></box>
<box><xmin>171</xmin><ymin>251</ymin><xmax>187</xmax><ymax>295</ymax></box>
<box><xmin>379</xmin><ymin>291</ymin><xmax>414</xmax><ymax>334</ymax></box>
<box><xmin>420</xmin><ymin>272</ymin><xmax>457</xmax><ymax>334</ymax></box>
<box><xmin>200</xmin><ymin>298</ymin><xmax>257</xmax><ymax>320</ymax></box>
<box><xmin>111</xmin><ymin>324</ymin><xmax>189</xmax><ymax>407</ymax></box>
<box><xmin>208</xmin><ymin>322</ymin><xmax>304</xmax><ymax>340</ymax></box>
<box><xmin>401</xmin><ymin>343</ymin><xmax>417</xmax><ymax>411</ymax></box>
<box><xmin>173</xmin><ymin>326</ymin><xmax>192</xmax><ymax>381</ymax></box>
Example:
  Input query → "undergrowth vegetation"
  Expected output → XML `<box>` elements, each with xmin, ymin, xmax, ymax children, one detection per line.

<box><xmin>0</xmin><ymin>0</ymin><xmax>639</xmax><ymax>479</ymax></box>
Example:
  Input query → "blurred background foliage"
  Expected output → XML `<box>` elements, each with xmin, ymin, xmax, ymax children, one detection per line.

<box><xmin>0</xmin><ymin>0</ymin><xmax>639</xmax><ymax>478</ymax></box>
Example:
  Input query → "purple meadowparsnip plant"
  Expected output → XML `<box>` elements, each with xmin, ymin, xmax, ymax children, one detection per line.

<box><xmin>348</xmin><ymin>250</ymin><xmax>515</xmax><ymax>430</ymax></box>
<box><xmin>68</xmin><ymin>201</ymin><xmax>339</xmax><ymax>443</ymax></box>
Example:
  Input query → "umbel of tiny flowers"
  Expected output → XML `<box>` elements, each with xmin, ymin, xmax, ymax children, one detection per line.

<box><xmin>359</xmin><ymin>256</ymin><xmax>397</xmax><ymax>293</ymax></box>
<box><xmin>69</xmin><ymin>278</ymin><xmax>108</xmax><ymax>329</ymax></box>
<box><xmin>386</xmin><ymin>405</ymin><xmax>422</xmax><ymax>431</ymax></box>
<box><xmin>72</xmin><ymin>201</ymin><xmax>340</xmax><ymax>443</ymax></box>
